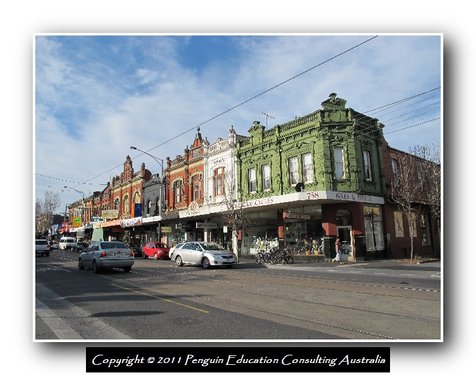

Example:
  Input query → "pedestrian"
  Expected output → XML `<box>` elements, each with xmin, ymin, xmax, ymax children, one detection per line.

<box><xmin>333</xmin><ymin>237</ymin><xmax>342</xmax><ymax>262</ymax></box>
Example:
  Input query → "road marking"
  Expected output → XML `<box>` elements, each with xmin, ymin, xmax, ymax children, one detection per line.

<box><xmin>112</xmin><ymin>284</ymin><xmax>210</xmax><ymax>314</ymax></box>
<box><xmin>36</xmin><ymin>298</ymin><xmax>82</xmax><ymax>339</ymax></box>
<box><xmin>36</xmin><ymin>283</ymin><xmax>131</xmax><ymax>340</ymax></box>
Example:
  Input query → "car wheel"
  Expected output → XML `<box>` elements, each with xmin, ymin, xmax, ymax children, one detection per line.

<box><xmin>175</xmin><ymin>256</ymin><xmax>183</xmax><ymax>267</ymax></box>
<box><xmin>123</xmin><ymin>266</ymin><xmax>131</xmax><ymax>273</ymax></box>
<box><xmin>153</xmin><ymin>252</ymin><xmax>159</xmax><ymax>260</ymax></box>
<box><xmin>78</xmin><ymin>259</ymin><xmax>84</xmax><ymax>270</ymax></box>
<box><xmin>93</xmin><ymin>261</ymin><xmax>100</xmax><ymax>274</ymax></box>
<box><xmin>201</xmin><ymin>257</ymin><xmax>210</xmax><ymax>269</ymax></box>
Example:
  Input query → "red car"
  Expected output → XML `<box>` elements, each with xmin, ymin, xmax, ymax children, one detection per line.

<box><xmin>142</xmin><ymin>242</ymin><xmax>170</xmax><ymax>260</ymax></box>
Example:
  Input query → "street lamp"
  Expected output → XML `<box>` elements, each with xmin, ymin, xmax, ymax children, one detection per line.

<box><xmin>130</xmin><ymin>145</ymin><xmax>165</xmax><ymax>242</ymax></box>
<box><xmin>64</xmin><ymin>186</ymin><xmax>86</xmax><ymax>227</ymax></box>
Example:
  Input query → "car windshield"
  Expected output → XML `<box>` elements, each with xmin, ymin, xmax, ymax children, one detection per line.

<box><xmin>201</xmin><ymin>243</ymin><xmax>225</xmax><ymax>251</ymax></box>
<box><xmin>101</xmin><ymin>242</ymin><xmax>128</xmax><ymax>249</ymax></box>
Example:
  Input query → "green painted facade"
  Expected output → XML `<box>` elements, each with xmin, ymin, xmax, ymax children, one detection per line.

<box><xmin>236</xmin><ymin>93</ymin><xmax>386</xmax><ymax>200</ymax></box>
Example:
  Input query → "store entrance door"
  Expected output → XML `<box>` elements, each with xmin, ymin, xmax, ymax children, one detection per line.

<box><xmin>336</xmin><ymin>226</ymin><xmax>354</xmax><ymax>261</ymax></box>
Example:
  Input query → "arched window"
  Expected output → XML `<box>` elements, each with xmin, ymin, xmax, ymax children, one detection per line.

<box><xmin>114</xmin><ymin>198</ymin><xmax>120</xmax><ymax>210</ymax></box>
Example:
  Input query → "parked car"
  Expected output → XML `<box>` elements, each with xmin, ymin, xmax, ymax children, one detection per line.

<box><xmin>59</xmin><ymin>236</ymin><xmax>76</xmax><ymax>250</ymax></box>
<box><xmin>168</xmin><ymin>242</ymin><xmax>186</xmax><ymax>260</ymax></box>
<box><xmin>142</xmin><ymin>242</ymin><xmax>170</xmax><ymax>260</ymax></box>
<box><xmin>78</xmin><ymin>241</ymin><xmax>134</xmax><ymax>273</ymax></box>
<box><xmin>170</xmin><ymin>241</ymin><xmax>236</xmax><ymax>269</ymax></box>
<box><xmin>35</xmin><ymin>239</ymin><xmax>51</xmax><ymax>257</ymax></box>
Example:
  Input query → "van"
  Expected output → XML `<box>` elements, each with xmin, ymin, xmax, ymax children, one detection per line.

<box><xmin>59</xmin><ymin>237</ymin><xmax>76</xmax><ymax>250</ymax></box>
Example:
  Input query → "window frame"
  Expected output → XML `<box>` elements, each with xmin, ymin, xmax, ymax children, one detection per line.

<box><xmin>363</xmin><ymin>149</ymin><xmax>373</xmax><ymax>181</ymax></box>
<box><xmin>288</xmin><ymin>156</ymin><xmax>299</xmax><ymax>186</ymax></box>
<box><xmin>248</xmin><ymin>168</ymin><xmax>257</xmax><ymax>193</ymax></box>
<box><xmin>301</xmin><ymin>153</ymin><xmax>314</xmax><ymax>184</ymax></box>
<box><xmin>262</xmin><ymin>164</ymin><xmax>271</xmax><ymax>191</ymax></box>
<box><xmin>334</xmin><ymin>146</ymin><xmax>347</xmax><ymax>180</ymax></box>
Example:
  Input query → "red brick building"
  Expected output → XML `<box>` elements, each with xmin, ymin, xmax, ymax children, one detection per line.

<box><xmin>381</xmin><ymin>140</ymin><xmax>441</xmax><ymax>259</ymax></box>
<box><xmin>165</xmin><ymin>128</ymin><xmax>207</xmax><ymax>212</ymax></box>
<box><xmin>110</xmin><ymin>155</ymin><xmax>152</xmax><ymax>219</ymax></box>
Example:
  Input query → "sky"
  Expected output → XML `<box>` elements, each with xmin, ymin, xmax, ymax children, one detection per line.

<box><xmin>34</xmin><ymin>34</ymin><xmax>442</xmax><ymax>211</ymax></box>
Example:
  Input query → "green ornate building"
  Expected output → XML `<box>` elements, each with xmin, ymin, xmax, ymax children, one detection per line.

<box><xmin>236</xmin><ymin>93</ymin><xmax>387</xmax><ymax>260</ymax></box>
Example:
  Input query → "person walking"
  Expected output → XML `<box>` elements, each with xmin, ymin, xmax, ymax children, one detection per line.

<box><xmin>333</xmin><ymin>237</ymin><xmax>342</xmax><ymax>262</ymax></box>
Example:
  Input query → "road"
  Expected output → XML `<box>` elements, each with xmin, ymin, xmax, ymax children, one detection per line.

<box><xmin>35</xmin><ymin>250</ymin><xmax>441</xmax><ymax>341</ymax></box>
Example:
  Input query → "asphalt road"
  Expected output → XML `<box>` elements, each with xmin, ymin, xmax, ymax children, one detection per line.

<box><xmin>35</xmin><ymin>250</ymin><xmax>441</xmax><ymax>341</ymax></box>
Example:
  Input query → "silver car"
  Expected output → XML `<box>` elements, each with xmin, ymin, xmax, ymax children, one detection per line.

<box><xmin>35</xmin><ymin>239</ymin><xmax>51</xmax><ymax>257</ymax></box>
<box><xmin>170</xmin><ymin>241</ymin><xmax>236</xmax><ymax>269</ymax></box>
<box><xmin>78</xmin><ymin>241</ymin><xmax>134</xmax><ymax>273</ymax></box>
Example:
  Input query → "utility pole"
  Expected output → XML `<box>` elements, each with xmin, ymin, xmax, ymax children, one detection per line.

<box><xmin>130</xmin><ymin>145</ymin><xmax>165</xmax><ymax>242</ymax></box>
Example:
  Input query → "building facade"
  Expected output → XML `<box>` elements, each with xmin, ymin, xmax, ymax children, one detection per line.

<box><xmin>62</xmin><ymin>93</ymin><xmax>440</xmax><ymax>261</ymax></box>
<box><xmin>236</xmin><ymin>93</ymin><xmax>387</xmax><ymax>260</ymax></box>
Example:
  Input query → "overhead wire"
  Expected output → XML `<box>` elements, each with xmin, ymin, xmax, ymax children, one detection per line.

<box><xmin>79</xmin><ymin>35</ymin><xmax>379</xmax><ymax>185</ymax></box>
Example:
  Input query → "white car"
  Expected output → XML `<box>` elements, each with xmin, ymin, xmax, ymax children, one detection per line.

<box><xmin>78</xmin><ymin>241</ymin><xmax>134</xmax><ymax>273</ymax></box>
<box><xmin>59</xmin><ymin>236</ymin><xmax>76</xmax><ymax>250</ymax></box>
<box><xmin>170</xmin><ymin>241</ymin><xmax>236</xmax><ymax>269</ymax></box>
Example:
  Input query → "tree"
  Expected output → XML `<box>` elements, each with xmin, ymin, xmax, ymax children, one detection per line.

<box><xmin>215</xmin><ymin>175</ymin><xmax>254</xmax><ymax>260</ymax></box>
<box><xmin>390</xmin><ymin>144</ymin><xmax>441</xmax><ymax>259</ymax></box>
<box><xmin>35</xmin><ymin>190</ymin><xmax>61</xmax><ymax>237</ymax></box>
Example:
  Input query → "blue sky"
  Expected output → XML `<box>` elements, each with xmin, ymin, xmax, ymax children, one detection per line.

<box><xmin>35</xmin><ymin>34</ymin><xmax>442</xmax><ymax>210</ymax></box>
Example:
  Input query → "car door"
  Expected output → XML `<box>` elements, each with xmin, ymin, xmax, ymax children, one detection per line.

<box><xmin>189</xmin><ymin>243</ymin><xmax>204</xmax><ymax>265</ymax></box>
<box><xmin>179</xmin><ymin>243</ymin><xmax>196</xmax><ymax>264</ymax></box>
<box><xmin>144</xmin><ymin>242</ymin><xmax>154</xmax><ymax>257</ymax></box>
<box><xmin>82</xmin><ymin>243</ymin><xmax>98</xmax><ymax>268</ymax></box>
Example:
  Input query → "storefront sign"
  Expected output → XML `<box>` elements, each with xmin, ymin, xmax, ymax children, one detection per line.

<box><xmin>196</xmin><ymin>222</ymin><xmax>218</xmax><ymax>229</ymax></box>
<box><xmin>161</xmin><ymin>226</ymin><xmax>172</xmax><ymax>233</ymax></box>
<box><xmin>120</xmin><ymin>217</ymin><xmax>142</xmax><ymax>228</ymax></box>
<box><xmin>283</xmin><ymin>212</ymin><xmax>311</xmax><ymax>220</ymax></box>
<box><xmin>72</xmin><ymin>216</ymin><xmax>82</xmax><ymax>227</ymax></box>
<box><xmin>102</xmin><ymin>210</ymin><xmax>119</xmax><ymax>219</ymax></box>
<box><xmin>327</xmin><ymin>191</ymin><xmax>385</xmax><ymax>204</ymax></box>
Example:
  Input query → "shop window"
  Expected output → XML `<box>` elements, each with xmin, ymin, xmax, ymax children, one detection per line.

<box><xmin>363</xmin><ymin>150</ymin><xmax>373</xmax><ymax>181</ymax></box>
<box><xmin>262</xmin><ymin>164</ymin><xmax>271</xmax><ymax>191</ymax></box>
<box><xmin>364</xmin><ymin>205</ymin><xmax>384</xmax><ymax>251</ymax></box>
<box><xmin>334</xmin><ymin>147</ymin><xmax>347</xmax><ymax>179</ymax></box>
<box><xmin>248</xmin><ymin>168</ymin><xmax>257</xmax><ymax>193</ymax></box>
<box><xmin>421</xmin><ymin>213</ymin><xmax>431</xmax><ymax>246</ymax></box>
<box><xmin>214</xmin><ymin>167</ymin><xmax>225</xmax><ymax>196</ymax></box>
<box><xmin>288</xmin><ymin>157</ymin><xmax>299</xmax><ymax>186</ymax></box>
<box><xmin>302</xmin><ymin>153</ymin><xmax>314</xmax><ymax>184</ymax></box>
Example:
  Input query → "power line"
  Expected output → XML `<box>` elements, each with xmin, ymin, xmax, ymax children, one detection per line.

<box><xmin>81</xmin><ymin>35</ymin><xmax>379</xmax><ymax>184</ymax></box>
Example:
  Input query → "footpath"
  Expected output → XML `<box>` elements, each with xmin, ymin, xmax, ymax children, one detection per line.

<box><xmin>237</xmin><ymin>256</ymin><xmax>441</xmax><ymax>272</ymax></box>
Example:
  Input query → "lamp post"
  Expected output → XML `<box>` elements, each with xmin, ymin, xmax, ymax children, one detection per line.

<box><xmin>130</xmin><ymin>145</ymin><xmax>165</xmax><ymax>242</ymax></box>
<box><xmin>64</xmin><ymin>186</ymin><xmax>85</xmax><ymax>227</ymax></box>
